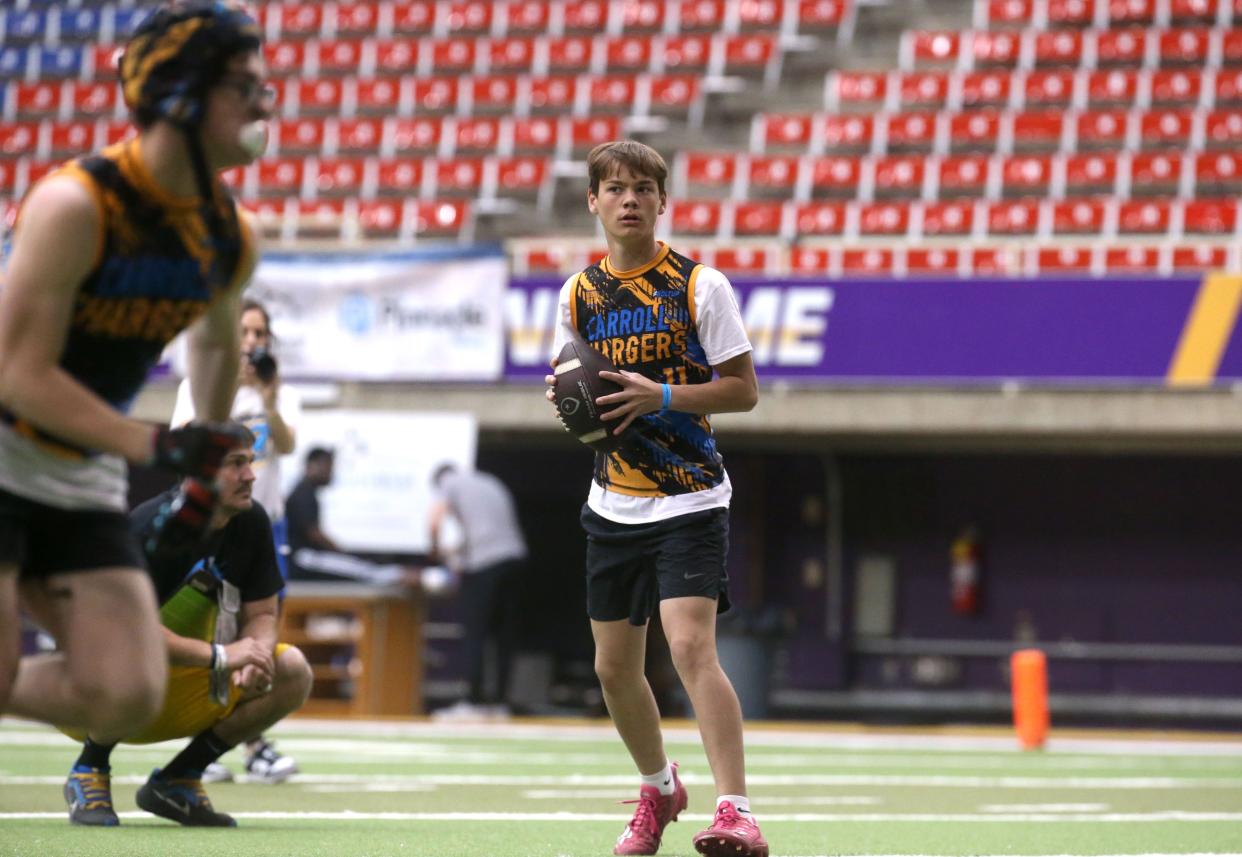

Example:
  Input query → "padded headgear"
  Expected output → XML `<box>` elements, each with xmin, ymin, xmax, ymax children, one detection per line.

<box><xmin>119</xmin><ymin>1</ymin><xmax>261</xmax><ymax>128</ymax></box>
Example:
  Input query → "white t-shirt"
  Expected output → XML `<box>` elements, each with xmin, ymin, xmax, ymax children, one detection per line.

<box><xmin>172</xmin><ymin>380</ymin><xmax>302</xmax><ymax>520</ymax></box>
<box><xmin>552</xmin><ymin>257</ymin><xmax>752</xmax><ymax>525</ymax></box>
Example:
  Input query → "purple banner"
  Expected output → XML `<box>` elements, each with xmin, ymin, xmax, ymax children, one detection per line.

<box><xmin>505</xmin><ymin>275</ymin><xmax>1238</xmax><ymax>385</ymax></box>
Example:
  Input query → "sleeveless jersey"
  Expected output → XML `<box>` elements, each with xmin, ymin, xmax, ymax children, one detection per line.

<box><xmin>570</xmin><ymin>244</ymin><xmax>724</xmax><ymax>498</ymax></box>
<box><xmin>0</xmin><ymin>138</ymin><xmax>252</xmax><ymax>511</ymax></box>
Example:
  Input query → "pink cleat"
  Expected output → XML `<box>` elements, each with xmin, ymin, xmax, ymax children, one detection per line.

<box><xmin>613</xmin><ymin>762</ymin><xmax>689</xmax><ymax>856</ymax></box>
<box><xmin>693</xmin><ymin>801</ymin><xmax>769</xmax><ymax>857</ymax></box>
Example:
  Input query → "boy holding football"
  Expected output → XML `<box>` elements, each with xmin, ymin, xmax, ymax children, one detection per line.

<box><xmin>545</xmin><ymin>140</ymin><xmax>766</xmax><ymax>857</ymax></box>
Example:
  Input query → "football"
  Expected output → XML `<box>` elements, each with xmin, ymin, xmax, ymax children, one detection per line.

<box><xmin>552</xmin><ymin>337</ymin><xmax>626</xmax><ymax>452</ymax></box>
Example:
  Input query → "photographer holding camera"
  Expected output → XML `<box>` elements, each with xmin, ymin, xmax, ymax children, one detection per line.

<box><xmin>171</xmin><ymin>299</ymin><xmax>302</xmax><ymax>784</ymax></box>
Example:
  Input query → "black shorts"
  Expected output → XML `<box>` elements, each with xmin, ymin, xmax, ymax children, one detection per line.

<box><xmin>582</xmin><ymin>505</ymin><xmax>732</xmax><ymax>625</ymax></box>
<box><xmin>0</xmin><ymin>487</ymin><xmax>145</xmax><ymax>579</ymax></box>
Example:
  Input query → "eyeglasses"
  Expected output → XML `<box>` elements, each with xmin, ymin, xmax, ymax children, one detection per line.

<box><xmin>218</xmin><ymin>75</ymin><xmax>277</xmax><ymax>105</ymax></box>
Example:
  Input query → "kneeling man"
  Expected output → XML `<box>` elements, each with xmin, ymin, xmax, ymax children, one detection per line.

<box><xmin>61</xmin><ymin>425</ymin><xmax>312</xmax><ymax>827</ymax></box>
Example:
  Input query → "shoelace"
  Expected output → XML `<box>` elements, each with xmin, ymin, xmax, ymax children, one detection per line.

<box><xmin>164</xmin><ymin>778</ymin><xmax>211</xmax><ymax>807</ymax></box>
<box><xmin>714</xmin><ymin>803</ymin><xmax>744</xmax><ymax>829</ymax></box>
<box><xmin>619</xmin><ymin>795</ymin><xmax>660</xmax><ymax>836</ymax></box>
<box><xmin>74</xmin><ymin>771</ymin><xmax>113</xmax><ymax>810</ymax></box>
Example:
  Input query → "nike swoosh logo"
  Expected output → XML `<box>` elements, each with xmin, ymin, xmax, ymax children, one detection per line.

<box><xmin>153</xmin><ymin>792</ymin><xmax>192</xmax><ymax>816</ymax></box>
<box><xmin>683</xmin><ymin>573</ymin><xmax>706</xmax><ymax>580</ymax></box>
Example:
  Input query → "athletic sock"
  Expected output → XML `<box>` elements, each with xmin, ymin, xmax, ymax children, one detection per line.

<box><xmin>718</xmin><ymin>794</ymin><xmax>752</xmax><ymax>815</ymax></box>
<box><xmin>75</xmin><ymin>738</ymin><xmax>116</xmax><ymax>772</ymax></box>
<box><xmin>640</xmin><ymin>762</ymin><xmax>676</xmax><ymax>796</ymax></box>
<box><xmin>161</xmin><ymin>729</ymin><xmax>234</xmax><ymax>780</ymax></box>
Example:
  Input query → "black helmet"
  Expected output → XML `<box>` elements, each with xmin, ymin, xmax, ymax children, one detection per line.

<box><xmin>120</xmin><ymin>1</ymin><xmax>261</xmax><ymax>129</ymax></box>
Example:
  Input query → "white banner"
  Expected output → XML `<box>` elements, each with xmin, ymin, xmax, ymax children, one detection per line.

<box><xmin>282</xmin><ymin>409</ymin><xmax>477</xmax><ymax>554</ymax></box>
<box><xmin>247</xmin><ymin>248</ymin><xmax>507</xmax><ymax>381</ymax></box>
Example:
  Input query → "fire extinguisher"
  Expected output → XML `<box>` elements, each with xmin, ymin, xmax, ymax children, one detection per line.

<box><xmin>950</xmin><ymin>527</ymin><xmax>982</xmax><ymax>616</ymax></box>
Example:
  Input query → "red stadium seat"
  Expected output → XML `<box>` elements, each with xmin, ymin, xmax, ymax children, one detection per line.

<box><xmin>1095</xmin><ymin>28</ymin><xmax>1149</xmax><ymax>66</ymax></box>
<box><xmin>663</xmin><ymin>35</ymin><xmax>714</xmax><ymax>72</ymax></box>
<box><xmin>392</xmin><ymin>1</ymin><xmax>437</xmax><ymax>35</ymax></box>
<box><xmin>1183</xmin><ymin>198</ymin><xmax>1238</xmax><ymax>233</ymax></box>
<box><xmin>11</xmin><ymin>82</ymin><xmax>61</xmax><ymax>120</ymax></box>
<box><xmin>355</xmin><ymin>78</ymin><xmax>403</xmax><ymax>115</ymax></box>
<box><xmin>48</xmin><ymin>120</ymin><xmax>95</xmax><ymax>157</ymax></box>
<box><xmin>1171</xmin><ymin>244</ymin><xmax>1228</xmax><ymax>268</ymax></box>
<box><xmin>678</xmin><ymin>0</ymin><xmax>727</xmax><ymax>30</ymax></box>
<box><xmin>430</xmin><ymin>38</ymin><xmax>478</xmax><ymax>74</ymax></box>
<box><xmin>357</xmin><ymin>199</ymin><xmax>405</xmax><ymax>236</ymax></box>
<box><xmin>68</xmin><ymin>82</ymin><xmax>118</xmax><ymax>118</ymax></box>
<box><xmin>820</xmin><ymin>114</ymin><xmax>875</xmax><ymax>152</ymax></box>
<box><xmin>718</xmin><ymin>34</ymin><xmax>779</xmax><ymax>75</ymax></box>
<box><xmin>937</xmin><ymin>154</ymin><xmax>992</xmax><ymax>196</ymax></box>
<box><xmin>747</xmin><ymin>154</ymin><xmax>802</xmax><ymax>196</ymax></box>
<box><xmin>100</xmin><ymin>120</ymin><xmax>132</xmax><ymax>147</ymax></box>
<box><xmin>1169</xmin><ymin>0</ymin><xmax>1222</xmax><ymax>23</ymax></box>
<box><xmin>546</xmin><ymin>37</ymin><xmax>596</xmax><ymax>74</ymax></box>
<box><xmin>375</xmin><ymin>157</ymin><xmax>426</xmax><ymax>196</ymax></box>
<box><xmin>667</xmin><ymin>199</ymin><xmax>725</xmax><ymax>235</ymax></box>
<box><xmin>885</xmin><ymin>111</ymin><xmax>939</xmax><ymax>152</ymax></box>
<box><xmin>1148</xmin><ymin>69</ymin><xmax>1204</xmax><ymax>106</ymax></box>
<box><xmin>563</xmin><ymin>0</ymin><xmax>610</xmax><ymax>31</ymax></box>
<box><xmin>972</xmin><ymin>30</ymin><xmax>1024</xmax><ymax>66</ymax></box>
<box><xmin>1064</xmin><ymin>151</ymin><xmax>1121</xmax><ymax>193</ymax></box>
<box><xmin>488</xmin><ymin>37</ymin><xmax>537</xmax><ymax>72</ymax></box>
<box><xmin>901</xmin><ymin>30</ymin><xmax>963</xmax><ymax>69</ymax></box>
<box><xmin>337</xmin><ymin>116</ymin><xmax>385</xmax><ymax>153</ymax></box>
<box><xmin>1203</xmin><ymin>107</ymin><xmax>1242</xmax><ymax>146</ymax></box>
<box><xmin>1036</xmin><ymin>245</ymin><xmax>1094</xmax><ymax>272</ymax></box>
<box><xmin>1193</xmin><ymin>151</ymin><xmax>1242</xmax><ymax>192</ymax></box>
<box><xmin>857</xmin><ymin>200</ymin><xmax>912</xmax><ymax>235</ymax></box>
<box><xmin>453</xmin><ymin>117</ymin><xmax>502</xmax><ymax>153</ymax></box>
<box><xmin>264</xmin><ymin>41</ymin><xmax>307</xmax><ymax>78</ymax></box>
<box><xmin>491</xmin><ymin>155</ymin><xmax>550</xmax><ymax>197</ymax></box>
<box><xmin>1106</xmin><ymin>0</ymin><xmax>1156</xmax><ymax>25</ymax></box>
<box><xmin>316</xmin><ymin>39</ymin><xmax>365</xmax><ymax>76</ymax></box>
<box><xmin>431</xmin><ymin>157</ymin><xmax>487</xmax><ymax>196</ymax></box>
<box><xmin>792</xmin><ymin>200</ymin><xmax>849</xmax><ymax>235</ymax></box>
<box><xmin>1219</xmin><ymin>30</ymin><xmax>1242</xmax><ymax>65</ymax></box>
<box><xmin>679</xmin><ymin>151</ymin><xmax>739</xmax><ymax>195</ymax></box>
<box><xmin>471</xmin><ymin>76</ymin><xmax>521</xmax><ymax>113</ymax></box>
<box><xmin>1158</xmin><ymin>28</ymin><xmax>1212</xmax><ymax>66</ymax></box>
<box><xmin>445</xmin><ymin>1</ymin><xmax>494</xmax><ymax>35</ymax></box>
<box><xmin>1074</xmin><ymin>108</ymin><xmax>1130</xmax><ymax>149</ymax></box>
<box><xmin>0</xmin><ymin>122</ymin><xmax>37</xmax><ymax>158</ymax></box>
<box><xmin>276</xmin><ymin>3</ymin><xmax>326</xmax><ymax>40</ymax></box>
<box><xmin>1049</xmin><ymin>0</ymin><xmax>1098</xmax><ymax>27</ymax></box>
<box><xmin>1033</xmin><ymin>29</ymin><xmax>1086</xmax><ymax>66</ymax></box>
<box><xmin>412</xmin><ymin>77</ymin><xmax>460</xmax><ymax>114</ymax></box>
<box><xmin>960</xmin><ymin>70</ymin><xmax>1014</xmax><ymax>109</ymax></box>
<box><xmin>898</xmin><ymin>71</ymin><xmax>951</xmax><ymax>109</ymax></box>
<box><xmin>274</xmin><ymin>117</ymin><xmax>328</xmax><ymax>155</ymax></box>
<box><xmin>948</xmin><ymin>111</ymin><xmax>1002</xmax><ymax>151</ymax></box>
<box><xmin>799</xmin><ymin>0</ymin><xmax>849</xmax><ymax>31</ymax></box>
<box><xmin>1085</xmin><ymin>69</ymin><xmax>1140</xmax><ymax>105</ymax></box>
<box><xmin>1105</xmin><ymin>244</ymin><xmax>1162</xmax><ymax>272</ymax></box>
<box><xmin>737</xmin><ymin>0</ymin><xmax>785</xmax><ymax>31</ymax></box>
<box><xmin>712</xmin><ymin>246</ymin><xmax>774</xmax><ymax>276</ymax></box>
<box><xmin>732</xmin><ymin>201</ymin><xmax>785</xmax><ymax>236</ymax></box>
<box><xmin>257</xmin><ymin>157</ymin><xmax>307</xmax><ymax>197</ymax></box>
<box><xmin>1128</xmin><ymin>150</ymin><xmax>1184</xmax><ymax>194</ymax></box>
<box><xmin>312</xmin><ymin>156</ymin><xmax>367</xmax><ymax>197</ymax></box>
<box><xmin>986</xmin><ymin>198</ymin><xmax>1041</xmax><ymax>234</ymax></box>
<box><xmin>841</xmin><ymin>247</ymin><xmax>896</xmax><ymax>275</ymax></box>
<box><xmin>971</xmin><ymin>245</ymin><xmax>1024</xmax><ymax>274</ymax></box>
<box><xmin>1213</xmin><ymin>69</ymin><xmax>1242</xmax><ymax>105</ymax></box>
<box><xmin>510</xmin><ymin>116</ymin><xmax>560</xmax><ymax>152</ymax></box>
<box><xmin>501</xmin><ymin>0</ymin><xmax>551</xmax><ymax>34</ymax></box>
<box><xmin>620</xmin><ymin>0</ymin><xmax>666</xmax><ymax>33</ymax></box>
<box><xmin>566</xmin><ymin>116</ymin><xmax>622</xmax><ymax>154</ymax></box>
<box><xmin>1116</xmin><ymin>197</ymin><xmax>1173</xmax><ymax>232</ymax></box>
<box><xmin>906</xmin><ymin>246</ymin><xmax>961</xmax><ymax>274</ymax></box>
<box><xmin>1139</xmin><ymin>108</ymin><xmax>1195</xmax><ymax>148</ymax></box>
<box><xmin>391</xmin><ymin>117</ymin><xmax>445</xmax><ymax>155</ymax></box>
<box><xmin>978</xmin><ymin>0</ymin><xmax>1034</xmax><ymax>28</ymax></box>
<box><xmin>335</xmin><ymin>3</ymin><xmax>382</xmax><ymax>37</ymax></box>
<box><xmin>525</xmin><ymin>76</ymin><xmax>579</xmax><ymax>113</ymax></box>
<box><xmin>871</xmin><ymin>155</ymin><xmax>926</xmax><ymax>198</ymax></box>
<box><xmin>647</xmin><ymin>74</ymin><xmax>702</xmax><ymax>115</ymax></box>
<box><xmin>1023</xmin><ymin>69</ymin><xmax>1078</xmax><ymax>108</ymax></box>
<box><xmin>604</xmin><ymin>36</ymin><xmax>655</xmax><ymax>73</ymax></box>
<box><xmin>807</xmin><ymin>155</ymin><xmax>862</xmax><ymax>197</ymax></box>
<box><xmin>1050</xmin><ymin>197</ymin><xmax>1110</xmax><ymax>234</ymax></box>
<box><xmin>920</xmin><ymin>199</ymin><xmax>977</xmax><ymax>235</ymax></box>
<box><xmin>825</xmin><ymin>70</ymin><xmax>891</xmax><ymax>110</ymax></box>
<box><xmin>1011</xmin><ymin>110</ymin><xmax>1066</xmax><ymax>152</ymax></box>
<box><xmin>586</xmin><ymin>76</ymin><xmax>640</xmax><ymax>113</ymax></box>
<box><xmin>294</xmin><ymin>79</ymin><xmax>346</xmax><ymax>114</ymax></box>
<box><xmin>789</xmin><ymin>245</ymin><xmax>831</xmax><ymax>274</ymax></box>
<box><xmin>291</xmin><ymin>199</ymin><xmax>344</xmax><ymax>239</ymax></box>
<box><xmin>374</xmin><ymin>39</ymin><xmax>420</xmax><ymax>74</ymax></box>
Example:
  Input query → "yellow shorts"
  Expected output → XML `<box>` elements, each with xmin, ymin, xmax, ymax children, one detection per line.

<box><xmin>60</xmin><ymin>643</ymin><xmax>290</xmax><ymax>745</ymax></box>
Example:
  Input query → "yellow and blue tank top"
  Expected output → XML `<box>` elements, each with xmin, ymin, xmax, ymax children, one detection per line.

<box><xmin>570</xmin><ymin>244</ymin><xmax>724</xmax><ymax>498</ymax></box>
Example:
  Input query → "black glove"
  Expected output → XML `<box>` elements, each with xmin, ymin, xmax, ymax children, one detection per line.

<box><xmin>151</xmin><ymin>422</ymin><xmax>247</xmax><ymax>480</ymax></box>
<box><xmin>144</xmin><ymin>478</ymin><xmax>218</xmax><ymax>561</ymax></box>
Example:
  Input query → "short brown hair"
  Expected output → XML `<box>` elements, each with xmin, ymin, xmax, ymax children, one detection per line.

<box><xmin>587</xmin><ymin>140</ymin><xmax>668</xmax><ymax>195</ymax></box>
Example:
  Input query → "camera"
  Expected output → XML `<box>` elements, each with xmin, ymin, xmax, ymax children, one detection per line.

<box><xmin>248</xmin><ymin>347</ymin><xmax>278</xmax><ymax>384</ymax></box>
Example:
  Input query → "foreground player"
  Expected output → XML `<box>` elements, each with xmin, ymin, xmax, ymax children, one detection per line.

<box><xmin>545</xmin><ymin>140</ymin><xmax>767</xmax><ymax>857</ymax></box>
<box><xmin>62</xmin><ymin>428</ymin><xmax>312</xmax><ymax>827</ymax></box>
<box><xmin>0</xmin><ymin>1</ymin><xmax>269</xmax><ymax>742</ymax></box>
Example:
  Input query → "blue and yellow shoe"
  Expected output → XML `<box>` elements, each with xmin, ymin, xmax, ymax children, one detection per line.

<box><xmin>64</xmin><ymin>764</ymin><xmax>119</xmax><ymax>827</ymax></box>
<box><xmin>135</xmin><ymin>768</ymin><xmax>236</xmax><ymax>827</ymax></box>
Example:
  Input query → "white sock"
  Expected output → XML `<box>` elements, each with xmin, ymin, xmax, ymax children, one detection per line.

<box><xmin>718</xmin><ymin>794</ymin><xmax>752</xmax><ymax>815</ymax></box>
<box><xmin>640</xmin><ymin>762</ymin><xmax>675</xmax><ymax>796</ymax></box>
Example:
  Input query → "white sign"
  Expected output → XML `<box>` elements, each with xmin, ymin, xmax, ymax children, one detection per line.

<box><xmin>282</xmin><ymin>410</ymin><xmax>477</xmax><ymax>554</ymax></box>
<box><xmin>249</xmin><ymin>249</ymin><xmax>507</xmax><ymax>381</ymax></box>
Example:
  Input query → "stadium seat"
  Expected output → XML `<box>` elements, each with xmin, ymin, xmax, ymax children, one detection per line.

<box><xmin>987</xmin><ymin>198</ymin><xmax>1042</xmax><ymax>233</ymax></box>
<box><xmin>585</xmin><ymin>75</ymin><xmax>639</xmax><ymax>113</ymax></box>
<box><xmin>807</xmin><ymin>155</ymin><xmax>862</xmax><ymax>197</ymax></box>
<box><xmin>1106</xmin><ymin>0</ymin><xmax>1158</xmax><ymax>26</ymax></box>
<box><xmin>646</xmin><ymin>74</ymin><xmax>702</xmax><ymax>119</ymax></box>
<box><xmin>488</xmin><ymin>37</ymin><xmax>537</xmax><ymax>72</ymax></box>
<box><xmin>337</xmin><ymin>117</ymin><xmax>385</xmax><ymax>154</ymax></box>
<box><xmin>906</xmin><ymin>246</ymin><xmax>962</xmax><ymax>274</ymax></box>
<box><xmin>1169</xmin><ymin>0</ymin><xmax>1223</xmax><ymax>24</ymax></box>
<box><xmin>564</xmin><ymin>115</ymin><xmax>622</xmax><ymax>154</ymax></box>
<box><xmin>1033</xmin><ymin>29</ymin><xmax>1086</xmax><ymax>66</ymax></box>
<box><xmin>1074</xmin><ymin>108</ymin><xmax>1130</xmax><ymax>149</ymax></box>
<box><xmin>412</xmin><ymin>77</ymin><xmax>460</xmax><ymax>114</ymax></box>
<box><xmin>1095</xmin><ymin>28</ymin><xmax>1149</xmax><ymax>66</ymax></box>
<box><xmin>1139</xmin><ymin>107</ymin><xmax>1196</xmax><ymax>148</ymax></box>
<box><xmin>1023</xmin><ymin>69</ymin><xmax>1079</xmax><ymax>108</ymax></box>
<box><xmin>1105</xmin><ymin>244</ymin><xmax>1162</xmax><ymax>272</ymax></box>
<box><xmin>972</xmin><ymin>30</ymin><xmax>1024</xmax><ymax>66</ymax></box>
<box><xmin>264</xmin><ymin>41</ymin><xmax>308</xmax><ymax>78</ymax></box>
<box><xmin>678</xmin><ymin>0</ymin><xmax>729</xmax><ymax>32</ymax></box>
<box><xmin>292</xmin><ymin>78</ymin><xmax>347</xmax><ymax>115</ymax></box>
<box><xmin>970</xmin><ymin>245</ymin><xmax>1024</xmax><ymax>274</ymax></box>
<box><xmin>1</xmin><ymin>10</ymin><xmax>46</xmax><ymax>46</ymax></box>
<box><xmin>1193</xmin><ymin>150</ymin><xmax>1242</xmax><ymax>193</ymax></box>
<box><xmin>619</xmin><ymin>0</ymin><xmax>666</xmax><ymax>34</ymax></box>
<box><xmin>960</xmin><ymin>70</ymin><xmax>1015</xmax><ymax>108</ymax></box>
<box><xmin>563</xmin><ymin>0</ymin><xmax>610</xmax><ymax>32</ymax></box>
<box><xmin>392</xmin><ymin>2</ymin><xmax>437</xmax><ymax>36</ymax></box>
<box><xmin>317</xmin><ymin>39</ymin><xmax>366</xmax><ymax>77</ymax></box>
<box><xmin>747</xmin><ymin>154</ymin><xmax>802</xmax><ymax>198</ymax></box>
<box><xmin>898</xmin><ymin>71</ymin><xmax>952</xmax><ymax>109</ymax></box>
<box><xmin>335</xmin><ymin>3</ymin><xmax>383</xmax><ymax>38</ymax></box>
<box><xmin>1064</xmin><ymin>150</ymin><xmax>1121</xmax><ymax>193</ymax></box>
<box><xmin>1050</xmin><ymin>196</ymin><xmax>1111</xmax><ymax>234</ymax></box>
<box><xmin>8</xmin><ymin>81</ymin><xmax>61</xmax><ymax>121</ymax></box>
<box><xmin>37</xmin><ymin>46</ymin><xmax>85</xmax><ymax>81</ymax></box>
<box><xmin>789</xmin><ymin>245</ymin><xmax>831</xmax><ymax>274</ymax></box>
<box><xmin>524</xmin><ymin>76</ymin><xmax>579</xmax><ymax>114</ymax></box>
<box><xmin>354</xmin><ymin>78</ymin><xmax>403</xmax><ymax>115</ymax></box>
<box><xmin>1182</xmin><ymin>197</ymin><xmax>1238</xmax><ymax>233</ymax></box>
<box><xmin>374</xmin><ymin>39</ymin><xmax>420</xmax><ymax>74</ymax></box>
<box><xmin>510</xmin><ymin>116</ymin><xmax>560</xmax><ymax>153</ymax></box>
<box><xmin>0</xmin><ymin>160</ymin><xmax>17</xmax><ymax>197</ymax></box>
<box><xmin>391</xmin><ymin>117</ymin><xmax>445</xmax><ymax>155</ymax></box>
<box><xmin>375</xmin><ymin>157</ymin><xmax>426</xmax><ymax>196</ymax></box>
<box><xmin>67</xmin><ymin>81</ymin><xmax>118</xmax><ymax>119</ymax></box>
<box><xmin>1148</xmin><ymin>69</ymin><xmax>1205</xmax><ymax>106</ymax></box>
<box><xmin>820</xmin><ymin>114</ymin><xmax>875</xmax><ymax>153</ymax></box>
<box><xmin>1219</xmin><ymin>29</ymin><xmax>1242</xmax><ymax>64</ymax></box>
<box><xmin>841</xmin><ymin>247</ymin><xmax>895</xmax><ymax>275</ymax></box>
<box><xmin>289</xmin><ymin>199</ymin><xmax>345</xmax><ymax>239</ymax></box>
<box><xmin>791</xmin><ymin>200</ymin><xmax>849</xmax><ymax>235</ymax></box>
<box><xmin>54</xmin><ymin>7</ymin><xmax>102</xmax><ymax>44</ymax></box>
<box><xmin>275</xmin><ymin>3</ymin><xmax>327</xmax><ymax>40</ymax></box>
<box><xmin>1127</xmin><ymin>150</ymin><xmax>1184</xmax><ymax>194</ymax></box>
<box><xmin>662</xmin><ymin>34</ymin><xmax>714</xmax><ymax>72</ymax></box>
<box><xmin>603</xmin><ymin>35</ymin><xmax>654</xmax><ymax>73</ymax></box>
<box><xmin>100</xmin><ymin>120</ymin><xmax>131</xmax><ymax>147</ymax></box>
<box><xmin>430</xmin><ymin>38</ymin><xmax>479</xmax><ymax>74</ymax></box>
<box><xmin>1</xmin><ymin>46</ymin><xmax>28</xmax><ymax>82</ymax></box>
<box><xmin>825</xmin><ymin>70</ymin><xmax>891</xmax><ymax>110</ymax></box>
<box><xmin>469</xmin><ymin>75</ymin><xmax>520</xmax><ymax>113</ymax></box>
<box><xmin>1172</xmin><ymin>243</ymin><xmax>1228</xmax><ymax>267</ymax></box>
<box><xmin>1036</xmin><ymin>245</ymin><xmax>1094</xmax><ymax>272</ymax></box>
<box><xmin>666</xmin><ymin>199</ymin><xmax>725</xmax><ymax>235</ymax></box>
<box><xmin>430</xmin><ymin>156</ymin><xmax>487</xmax><ymax>196</ymax></box>
<box><xmin>885</xmin><ymin>111</ymin><xmax>940</xmax><ymax>153</ymax></box>
<box><xmin>1158</xmin><ymin>27</ymin><xmax>1212</xmax><ymax>65</ymax></box>
<box><xmin>921</xmin><ymin>199</ymin><xmax>979</xmax><ymax>235</ymax></box>
<box><xmin>1203</xmin><ymin>106</ymin><xmax>1242</xmax><ymax>145</ymax></box>
<box><xmin>274</xmin><ymin>117</ymin><xmax>328</xmax><ymax>155</ymax></box>
<box><xmin>356</xmin><ymin>199</ymin><xmax>406</xmax><ymax>237</ymax></box>
<box><xmin>732</xmin><ymin>200</ymin><xmax>785</xmax><ymax>236</ymax></box>
<box><xmin>871</xmin><ymin>155</ymin><xmax>927</xmax><ymax>199</ymax></box>
<box><xmin>488</xmin><ymin>155</ymin><xmax>551</xmax><ymax>202</ymax></box>
<box><xmin>900</xmin><ymin>30</ymin><xmax>964</xmax><ymax>69</ymax></box>
<box><xmin>0</xmin><ymin>121</ymin><xmax>37</xmax><ymax>158</ymax></box>
<box><xmin>313</xmin><ymin>156</ymin><xmax>368</xmax><ymax>198</ymax></box>
<box><xmin>258</xmin><ymin>157</ymin><xmax>308</xmax><ymax>198</ymax></box>
<box><xmin>1085</xmin><ymin>69</ymin><xmax>1140</xmax><ymax>105</ymax></box>
<box><xmin>976</xmin><ymin>0</ymin><xmax>1035</xmax><ymax>29</ymax></box>
<box><xmin>1048</xmin><ymin>0</ymin><xmax>1098</xmax><ymax>27</ymax></box>
<box><xmin>445</xmin><ymin>1</ymin><xmax>495</xmax><ymax>36</ymax></box>
<box><xmin>711</xmin><ymin>246</ymin><xmax>776</xmax><ymax>276</ymax></box>
<box><xmin>676</xmin><ymin>152</ymin><xmax>737</xmax><ymax>197</ymax></box>
<box><xmin>948</xmin><ymin>110</ymin><xmax>1002</xmax><ymax>151</ymax></box>
<box><xmin>452</xmin><ymin>117</ymin><xmax>502</xmax><ymax>153</ymax></box>
<box><xmin>546</xmin><ymin>36</ymin><xmax>595</xmax><ymax>74</ymax></box>
<box><xmin>1011</xmin><ymin>109</ymin><xmax>1067</xmax><ymax>151</ymax></box>
<box><xmin>937</xmin><ymin>153</ymin><xmax>993</xmax><ymax>196</ymax></box>
<box><xmin>1116</xmin><ymin>197</ymin><xmax>1173</xmax><ymax>232</ymax></box>
<box><xmin>857</xmin><ymin>200</ymin><xmax>912</xmax><ymax>235</ymax></box>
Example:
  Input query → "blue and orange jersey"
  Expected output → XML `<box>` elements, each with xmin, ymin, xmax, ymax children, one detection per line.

<box><xmin>570</xmin><ymin>244</ymin><xmax>725</xmax><ymax>498</ymax></box>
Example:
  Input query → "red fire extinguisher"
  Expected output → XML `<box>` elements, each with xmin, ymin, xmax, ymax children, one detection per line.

<box><xmin>950</xmin><ymin>527</ymin><xmax>982</xmax><ymax>615</ymax></box>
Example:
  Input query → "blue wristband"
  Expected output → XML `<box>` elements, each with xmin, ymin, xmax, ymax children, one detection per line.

<box><xmin>660</xmin><ymin>383</ymin><xmax>672</xmax><ymax>413</ymax></box>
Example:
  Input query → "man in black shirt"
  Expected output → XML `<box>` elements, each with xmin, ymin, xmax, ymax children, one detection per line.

<box><xmin>60</xmin><ymin>428</ymin><xmax>313</xmax><ymax>827</ymax></box>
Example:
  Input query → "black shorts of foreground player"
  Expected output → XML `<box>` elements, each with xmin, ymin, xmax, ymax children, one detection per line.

<box><xmin>0</xmin><ymin>0</ymin><xmax>271</xmax><ymax>746</ymax></box>
<box><xmin>61</xmin><ymin>430</ymin><xmax>311</xmax><ymax>828</ymax></box>
<box><xmin>545</xmin><ymin>139</ymin><xmax>768</xmax><ymax>857</ymax></box>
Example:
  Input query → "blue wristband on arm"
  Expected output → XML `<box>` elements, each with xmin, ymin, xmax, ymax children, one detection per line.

<box><xmin>660</xmin><ymin>383</ymin><xmax>672</xmax><ymax>413</ymax></box>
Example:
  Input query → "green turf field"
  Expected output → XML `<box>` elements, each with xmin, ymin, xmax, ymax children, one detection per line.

<box><xmin>2</xmin><ymin>717</ymin><xmax>1241</xmax><ymax>857</ymax></box>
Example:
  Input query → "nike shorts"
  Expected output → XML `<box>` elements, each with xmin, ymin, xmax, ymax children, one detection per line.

<box><xmin>0</xmin><ymin>487</ymin><xmax>143</xmax><ymax>580</ymax></box>
<box><xmin>60</xmin><ymin>643</ymin><xmax>292</xmax><ymax>745</ymax></box>
<box><xmin>581</xmin><ymin>505</ymin><xmax>732</xmax><ymax>626</ymax></box>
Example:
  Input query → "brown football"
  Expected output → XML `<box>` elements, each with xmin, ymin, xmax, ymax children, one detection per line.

<box><xmin>552</xmin><ymin>338</ymin><xmax>626</xmax><ymax>452</ymax></box>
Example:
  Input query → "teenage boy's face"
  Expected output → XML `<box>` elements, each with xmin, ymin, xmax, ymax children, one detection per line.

<box><xmin>587</xmin><ymin>166</ymin><xmax>666</xmax><ymax>241</ymax></box>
